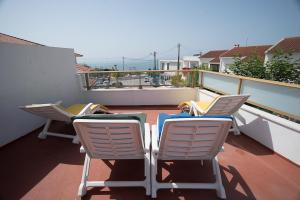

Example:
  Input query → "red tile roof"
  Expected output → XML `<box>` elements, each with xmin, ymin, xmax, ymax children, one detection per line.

<box><xmin>221</xmin><ymin>45</ymin><xmax>272</xmax><ymax>58</ymax></box>
<box><xmin>209</xmin><ymin>57</ymin><xmax>221</xmax><ymax>63</ymax></box>
<box><xmin>75</xmin><ymin>64</ymin><xmax>93</xmax><ymax>73</ymax></box>
<box><xmin>0</xmin><ymin>33</ymin><xmax>44</xmax><ymax>46</ymax></box>
<box><xmin>266</xmin><ymin>36</ymin><xmax>300</xmax><ymax>54</ymax></box>
<box><xmin>0</xmin><ymin>32</ymin><xmax>83</xmax><ymax>56</ymax></box>
<box><xmin>200</xmin><ymin>50</ymin><xmax>228</xmax><ymax>58</ymax></box>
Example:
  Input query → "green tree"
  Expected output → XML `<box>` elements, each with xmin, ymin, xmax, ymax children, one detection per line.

<box><xmin>199</xmin><ymin>64</ymin><xmax>211</xmax><ymax>71</ymax></box>
<box><xmin>265</xmin><ymin>50</ymin><xmax>300</xmax><ymax>84</ymax></box>
<box><xmin>229</xmin><ymin>53</ymin><xmax>266</xmax><ymax>79</ymax></box>
<box><xmin>171</xmin><ymin>74</ymin><xmax>186</xmax><ymax>87</ymax></box>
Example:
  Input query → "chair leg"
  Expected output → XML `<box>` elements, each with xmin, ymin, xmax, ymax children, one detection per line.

<box><xmin>151</xmin><ymin>153</ymin><xmax>158</xmax><ymax>198</ymax></box>
<box><xmin>78</xmin><ymin>154</ymin><xmax>91</xmax><ymax>197</ymax></box>
<box><xmin>72</xmin><ymin>135</ymin><xmax>80</xmax><ymax>144</ymax></box>
<box><xmin>38</xmin><ymin>119</ymin><xmax>52</xmax><ymax>139</ymax></box>
<box><xmin>145</xmin><ymin>152</ymin><xmax>151</xmax><ymax>196</ymax></box>
<box><xmin>232</xmin><ymin>117</ymin><xmax>240</xmax><ymax>135</ymax></box>
<box><xmin>213</xmin><ymin>156</ymin><xmax>226</xmax><ymax>199</ymax></box>
<box><xmin>212</xmin><ymin>160</ymin><xmax>216</xmax><ymax>176</ymax></box>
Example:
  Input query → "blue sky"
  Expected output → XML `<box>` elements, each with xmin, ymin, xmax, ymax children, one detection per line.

<box><xmin>1</xmin><ymin>0</ymin><xmax>300</xmax><ymax>66</ymax></box>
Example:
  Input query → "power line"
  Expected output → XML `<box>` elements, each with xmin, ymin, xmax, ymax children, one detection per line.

<box><xmin>157</xmin><ymin>45</ymin><xmax>177</xmax><ymax>56</ymax></box>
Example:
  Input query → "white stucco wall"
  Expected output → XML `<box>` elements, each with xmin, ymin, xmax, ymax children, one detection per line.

<box><xmin>199</xmin><ymin>57</ymin><xmax>213</xmax><ymax>65</ymax></box>
<box><xmin>264</xmin><ymin>52</ymin><xmax>300</xmax><ymax>64</ymax></box>
<box><xmin>219</xmin><ymin>57</ymin><xmax>235</xmax><ymax>72</ymax></box>
<box><xmin>84</xmin><ymin>87</ymin><xmax>197</xmax><ymax>106</ymax></box>
<box><xmin>160</xmin><ymin>60</ymin><xmax>182</xmax><ymax>70</ymax></box>
<box><xmin>0</xmin><ymin>43</ymin><xmax>83</xmax><ymax>146</ymax></box>
<box><xmin>197</xmin><ymin>89</ymin><xmax>300</xmax><ymax>165</ymax></box>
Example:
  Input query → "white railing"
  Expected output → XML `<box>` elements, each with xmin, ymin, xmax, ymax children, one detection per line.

<box><xmin>78</xmin><ymin>69</ymin><xmax>300</xmax><ymax>121</ymax></box>
<box><xmin>199</xmin><ymin>70</ymin><xmax>300</xmax><ymax>121</ymax></box>
<box><xmin>77</xmin><ymin>70</ymin><xmax>200</xmax><ymax>90</ymax></box>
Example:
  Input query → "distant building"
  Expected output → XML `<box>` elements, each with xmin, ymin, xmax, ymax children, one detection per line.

<box><xmin>265</xmin><ymin>36</ymin><xmax>300</xmax><ymax>63</ymax></box>
<box><xmin>160</xmin><ymin>59</ymin><xmax>182</xmax><ymax>71</ymax></box>
<box><xmin>159</xmin><ymin>56</ymin><xmax>200</xmax><ymax>78</ymax></box>
<box><xmin>219</xmin><ymin>45</ymin><xmax>272</xmax><ymax>72</ymax></box>
<box><xmin>199</xmin><ymin>50</ymin><xmax>228</xmax><ymax>71</ymax></box>
<box><xmin>182</xmin><ymin>56</ymin><xmax>200</xmax><ymax>69</ymax></box>
<box><xmin>160</xmin><ymin>56</ymin><xmax>200</xmax><ymax>70</ymax></box>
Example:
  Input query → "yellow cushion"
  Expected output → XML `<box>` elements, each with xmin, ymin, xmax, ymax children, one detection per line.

<box><xmin>62</xmin><ymin>104</ymin><xmax>108</xmax><ymax>115</ymax></box>
<box><xmin>63</xmin><ymin>104</ymin><xmax>87</xmax><ymax>115</ymax></box>
<box><xmin>195</xmin><ymin>101</ymin><xmax>213</xmax><ymax>110</ymax></box>
<box><xmin>178</xmin><ymin>99</ymin><xmax>215</xmax><ymax>111</ymax></box>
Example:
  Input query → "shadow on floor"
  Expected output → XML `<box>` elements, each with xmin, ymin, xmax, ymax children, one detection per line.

<box><xmin>231</xmin><ymin>113</ymin><xmax>274</xmax><ymax>156</ymax></box>
<box><xmin>0</xmin><ymin>125</ymin><xmax>84</xmax><ymax>200</ymax></box>
<box><xmin>221</xmin><ymin>165</ymin><xmax>256</xmax><ymax>200</ymax></box>
<box><xmin>81</xmin><ymin>160</ymin><xmax>255</xmax><ymax>200</ymax></box>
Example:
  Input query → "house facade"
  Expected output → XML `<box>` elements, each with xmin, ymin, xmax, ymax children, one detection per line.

<box><xmin>219</xmin><ymin>45</ymin><xmax>272</xmax><ymax>72</ymax></box>
<box><xmin>265</xmin><ymin>36</ymin><xmax>300</xmax><ymax>64</ymax></box>
<box><xmin>160</xmin><ymin>56</ymin><xmax>200</xmax><ymax>71</ymax></box>
<box><xmin>199</xmin><ymin>50</ymin><xmax>228</xmax><ymax>71</ymax></box>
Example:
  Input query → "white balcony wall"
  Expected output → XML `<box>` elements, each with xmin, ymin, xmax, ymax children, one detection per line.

<box><xmin>84</xmin><ymin>88</ymin><xmax>197</xmax><ymax>106</ymax></box>
<box><xmin>197</xmin><ymin>89</ymin><xmax>300</xmax><ymax>165</ymax></box>
<box><xmin>0</xmin><ymin>43</ymin><xmax>83</xmax><ymax>146</ymax></box>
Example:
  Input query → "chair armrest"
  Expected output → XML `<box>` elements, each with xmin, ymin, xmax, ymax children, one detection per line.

<box><xmin>151</xmin><ymin>125</ymin><xmax>159</xmax><ymax>154</ymax></box>
<box><xmin>78</xmin><ymin>103</ymin><xmax>94</xmax><ymax>115</ymax></box>
<box><xmin>80</xmin><ymin>146</ymin><xmax>86</xmax><ymax>153</ymax></box>
<box><xmin>54</xmin><ymin>100</ymin><xmax>63</xmax><ymax>105</ymax></box>
<box><xmin>190</xmin><ymin>101</ymin><xmax>205</xmax><ymax>116</ymax></box>
<box><xmin>144</xmin><ymin>123</ymin><xmax>151</xmax><ymax>153</ymax></box>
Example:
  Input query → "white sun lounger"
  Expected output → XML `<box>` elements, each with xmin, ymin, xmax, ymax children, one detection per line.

<box><xmin>188</xmin><ymin>94</ymin><xmax>250</xmax><ymax>135</ymax></box>
<box><xmin>73</xmin><ymin>113</ymin><xmax>151</xmax><ymax>197</ymax></box>
<box><xmin>151</xmin><ymin>114</ymin><xmax>232</xmax><ymax>198</ymax></box>
<box><xmin>20</xmin><ymin>101</ymin><xmax>107</xmax><ymax>143</ymax></box>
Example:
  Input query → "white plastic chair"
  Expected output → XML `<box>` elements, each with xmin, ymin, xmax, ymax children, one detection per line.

<box><xmin>20</xmin><ymin>101</ymin><xmax>105</xmax><ymax>143</ymax></box>
<box><xmin>73</xmin><ymin>115</ymin><xmax>151</xmax><ymax>197</ymax></box>
<box><xmin>190</xmin><ymin>94</ymin><xmax>250</xmax><ymax>135</ymax></box>
<box><xmin>151</xmin><ymin>116</ymin><xmax>232</xmax><ymax>199</ymax></box>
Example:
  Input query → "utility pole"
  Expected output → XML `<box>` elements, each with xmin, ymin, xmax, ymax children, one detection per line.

<box><xmin>153</xmin><ymin>51</ymin><xmax>157</xmax><ymax>70</ymax></box>
<box><xmin>122</xmin><ymin>56</ymin><xmax>125</xmax><ymax>71</ymax></box>
<box><xmin>177</xmin><ymin>43</ymin><xmax>181</xmax><ymax>71</ymax></box>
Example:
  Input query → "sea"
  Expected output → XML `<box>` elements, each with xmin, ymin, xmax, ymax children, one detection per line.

<box><xmin>84</xmin><ymin>60</ymin><xmax>158</xmax><ymax>71</ymax></box>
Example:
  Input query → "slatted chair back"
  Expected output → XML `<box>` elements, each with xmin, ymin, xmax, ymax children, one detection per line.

<box><xmin>158</xmin><ymin>118</ymin><xmax>232</xmax><ymax>160</ymax></box>
<box><xmin>204</xmin><ymin>95</ymin><xmax>250</xmax><ymax>116</ymax></box>
<box><xmin>73</xmin><ymin>119</ymin><xmax>145</xmax><ymax>160</ymax></box>
<box><xmin>20</xmin><ymin>104</ymin><xmax>73</xmax><ymax>122</ymax></box>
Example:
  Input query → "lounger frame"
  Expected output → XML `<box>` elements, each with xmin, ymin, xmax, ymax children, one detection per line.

<box><xmin>73</xmin><ymin>119</ymin><xmax>151</xmax><ymax>197</ymax></box>
<box><xmin>151</xmin><ymin>117</ymin><xmax>232</xmax><ymax>199</ymax></box>
<box><xmin>20</xmin><ymin>101</ymin><xmax>97</xmax><ymax>143</ymax></box>
<box><xmin>190</xmin><ymin>94</ymin><xmax>250</xmax><ymax>135</ymax></box>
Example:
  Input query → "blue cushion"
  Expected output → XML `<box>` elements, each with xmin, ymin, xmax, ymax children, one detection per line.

<box><xmin>157</xmin><ymin>113</ymin><xmax>233</xmax><ymax>139</ymax></box>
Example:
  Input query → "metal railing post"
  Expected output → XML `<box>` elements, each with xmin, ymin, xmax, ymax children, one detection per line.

<box><xmin>85</xmin><ymin>73</ymin><xmax>90</xmax><ymax>90</ymax></box>
<box><xmin>237</xmin><ymin>78</ymin><xmax>243</xmax><ymax>94</ymax></box>
<box><xmin>139</xmin><ymin>73</ymin><xmax>142</xmax><ymax>89</ymax></box>
<box><xmin>191</xmin><ymin>70</ymin><xmax>195</xmax><ymax>88</ymax></box>
<box><xmin>200</xmin><ymin>71</ymin><xmax>204</xmax><ymax>88</ymax></box>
